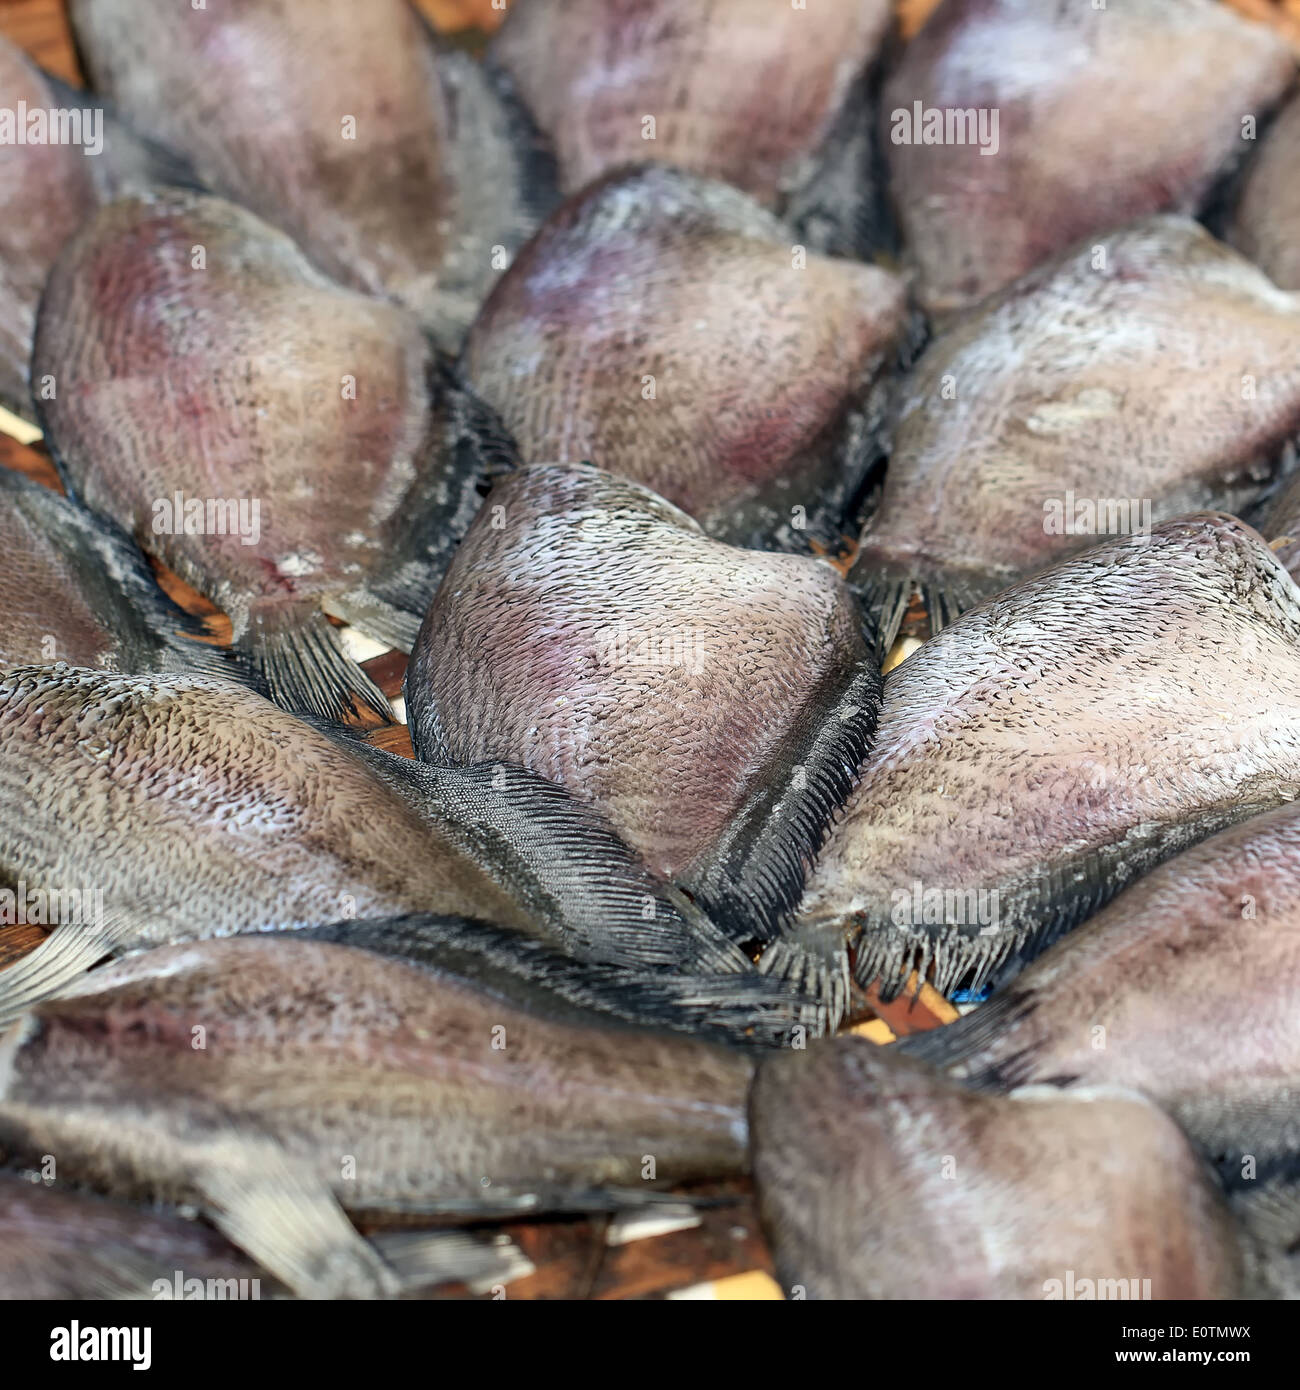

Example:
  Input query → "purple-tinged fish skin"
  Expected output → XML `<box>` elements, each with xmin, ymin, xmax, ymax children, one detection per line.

<box><xmin>795</xmin><ymin>515</ymin><xmax>1300</xmax><ymax>1012</ymax></box>
<box><xmin>405</xmin><ymin>462</ymin><xmax>881</xmax><ymax>998</ymax></box>
<box><xmin>69</xmin><ymin>0</ymin><xmax>555</xmax><ymax>348</ymax></box>
<box><xmin>883</xmin><ymin>0</ymin><xmax>1294</xmax><ymax>314</ymax></box>
<box><xmin>488</xmin><ymin>0</ymin><xmax>893</xmax><ymax>254</ymax></box>
<box><xmin>0</xmin><ymin>935</ymin><xmax>754</xmax><ymax>1296</ymax></box>
<box><xmin>463</xmin><ymin>166</ymin><xmax>913</xmax><ymax>548</ymax></box>
<box><xmin>34</xmin><ymin>189</ymin><xmax>512</xmax><ymax>722</ymax></box>
<box><xmin>851</xmin><ymin>217</ymin><xmax>1300</xmax><ymax>642</ymax></box>
<box><xmin>0</xmin><ymin>37</ymin><xmax>95</xmax><ymax>421</ymax></box>
<box><xmin>751</xmin><ymin>1039</ymin><xmax>1246</xmax><ymax>1299</ymax></box>
<box><xmin>0</xmin><ymin>1174</ymin><xmax>282</xmax><ymax>1300</ymax></box>
<box><xmin>900</xmin><ymin>797</ymin><xmax>1300</xmax><ymax>1192</ymax></box>
<box><xmin>1230</xmin><ymin>90</ymin><xmax>1300</xmax><ymax>292</ymax></box>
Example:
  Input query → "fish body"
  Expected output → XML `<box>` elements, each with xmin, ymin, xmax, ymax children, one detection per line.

<box><xmin>0</xmin><ymin>37</ymin><xmax>96</xmax><ymax>420</ymax></box>
<box><xmin>488</xmin><ymin>0</ymin><xmax>893</xmax><ymax>253</ymax></box>
<box><xmin>850</xmin><ymin>218</ymin><xmax>1300</xmax><ymax>639</ymax></box>
<box><xmin>463</xmin><ymin>167</ymin><xmax>911</xmax><ymax>548</ymax></box>
<box><xmin>0</xmin><ymin>667</ymin><xmax>738</xmax><ymax>1026</ymax></box>
<box><xmin>34</xmin><ymin>190</ymin><xmax>513</xmax><ymax>720</ymax></box>
<box><xmin>751</xmin><ymin>1039</ymin><xmax>1246</xmax><ymax>1299</ymax></box>
<box><xmin>798</xmin><ymin>515</ymin><xmax>1300</xmax><ymax>1009</ymax></box>
<box><xmin>884</xmin><ymin>0</ymin><xmax>1294</xmax><ymax>313</ymax></box>
<box><xmin>69</xmin><ymin>0</ymin><xmax>554</xmax><ymax>348</ymax></box>
<box><xmin>900</xmin><ymin>797</ymin><xmax>1300</xmax><ymax>1185</ymax></box>
<box><xmin>406</xmin><ymin>462</ymin><xmax>881</xmax><ymax>968</ymax></box>
<box><xmin>0</xmin><ymin>935</ymin><xmax>753</xmax><ymax>1295</ymax></box>
<box><xmin>0</xmin><ymin>1173</ymin><xmax>278</xmax><ymax>1300</ymax></box>
<box><xmin>1230</xmin><ymin>90</ymin><xmax>1300</xmax><ymax>293</ymax></box>
<box><xmin>0</xmin><ymin>467</ymin><xmax>235</xmax><ymax>678</ymax></box>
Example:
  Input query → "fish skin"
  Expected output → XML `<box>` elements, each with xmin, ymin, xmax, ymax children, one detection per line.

<box><xmin>405</xmin><ymin>462</ymin><xmax>882</xmax><ymax>964</ymax></box>
<box><xmin>0</xmin><ymin>667</ymin><xmax>729</xmax><ymax>1005</ymax></box>
<box><xmin>0</xmin><ymin>935</ymin><xmax>754</xmax><ymax>1295</ymax></box>
<box><xmin>68</xmin><ymin>0</ymin><xmax>555</xmax><ymax>349</ymax></box>
<box><xmin>34</xmin><ymin>189</ymin><xmax>513</xmax><ymax>721</ymax></box>
<box><xmin>750</xmin><ymin>1039</ymin><xmax>1246</xmax><ymax>1300</ymax></box>
<box><xmin>488</xmin><ymin>0</ymin><xmax>893</xmax><ymax>253</ymax></box>
<box><xmin>1259</xmin><ymin>469</ymin><xmax>1300</xmax><ymax>578</ymax></box>
<box><xmin>850</xmin><ymin>217</ymin><xmax>1300</xmax><ymax>641</ymax></box>
<box><xmin>899</xmin><ymin>797</ymin><xmax>1300</xmax><ymax>1188</ymax></box>
<box><xmin>1230</xmin><ymin>90</ymin><xmax>1300</xmax><ymax>293</ymax></box>
<box><xmin>796</xmin><ymin>514</ymin><xmax>1300</xmax><ymax>1010</ymax></box>
<box><xmin>462</xmin><ymin>166</ymin><xmax>913</xmax><ymax>548</ymax></box>
<box><xmin>0</xmin><ymin>37</ymin><xmax>96</xmax><ymax>422</ymax></box>
<box><xmin>884</xmin><ymin>0</ymin><xmax>1295</xmax><ymax>314</ymax></box>
<box><xmin>0</xmin><ymin>467</ymin><xmax>238</xmax><ymax>680</ymax></box>
<box><xmin>0</xmin><ymin>1173</ymin><xmax>281</xmax><ymax>1300</ymax></box>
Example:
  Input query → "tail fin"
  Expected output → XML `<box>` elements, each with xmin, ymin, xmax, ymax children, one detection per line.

<box><xmin>302</xmin><ymin>914</ymin><xmax>821</xmax><ymax>1047</ymax></box>
<box><xmin>303</xmin><ymin>722</ymin><xmax>752</xmax><ymax>975</ymax></box>
<box><xmin>243</xmin><ymin>608</ymin><xmax>391</xmax><ymax>723</ymax></box>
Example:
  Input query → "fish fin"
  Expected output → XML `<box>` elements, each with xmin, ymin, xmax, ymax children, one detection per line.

<box><xmin>850</xmin><ymin>558</ymin><xmax>1002</xmax><ymax>649</ymax></box>
<box><xmin>302</xmin><ymin>913</ymin><xmax>814</xmax><ymax>1047</ymax></box>
<box><xmin>679</xmin><ymin>645</ymin><xmax>882</xmax><ymax>948</ymax></box>
<box><xmin>855</xmin><ymin>801</ymin><xmax>1281</xmax><ymax>1002</ymax></box>
<box><xmin>755</xmin><ymin>927</ymin><xmax>852</xmax><ymax>1037</ymax></box>
<box><xmin>193</xmin><ymin>1139</ymin><xmax>399</xmax><ymax>1300</ymax></box>
<box><xmin>304</xmin><ymin>727</ymin><xmax>751</xmax><ymax>975</ymax></box>
<box><xmin>1</xmin><ymin>471</ymin><xmax>250</xmax><ymax>684</ymax></box>
<box><xmin>242</xmin><ymin>608</ymin><xmax>391</xmax><ymax>723</ymax></box>
<box><xmin>784</xmin><ymin>63</ymin><xmax>895</xmax><ymax>261</ymax></box>
<box><xmin>368</xmin><ymin>1228</ymin><xmax>534</xmax><ymax>1296</ymax></box>
<box><xmin>0</xmin><ymin>915</ymin><xmax>131</xmax><ymax>1032</ymax></box>
<box><xmin>893</xmin><ymin>985</ymin><xmax>1042</xmax><ymax>1088</ymax></box>
<box><xmin>349</xmin><ymin>1185</ymin><xmax>734</xmax><ymax>1224</ymax></box>
<box><xmin>324</xmin><ymin>359</ymin><xmax>518</xmax><ymax>652</ymax></box>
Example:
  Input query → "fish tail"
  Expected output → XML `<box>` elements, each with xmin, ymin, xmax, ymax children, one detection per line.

<box><xmin>755</xmin><ymin>928</ymin><xmax>852</xmax><ymax>1037</ymax></box>
<box><xmin>0</xmin><ymin>919</ymin><xmax>120</xmax><ymax>1031</ymax></box>
<box><xmin>368</xmin><ymin>1228</ymin><xmax>534</xmax><ymax>1296</ymax></box>
<box><xmin>302</xmin><ymin>914</ymin><xmax>817</xmax><ymax>1048</ymax></box>
<box><xmin>680</xmin><ymin>642</ymin><xmax>881</xmax><ymax>952</ymax></box>
<box><xmin>242</xmin><ymin>608</ymin><xmax>391</xmax><ymax>723</ymax></box>
<box><xmin>850</xmin><ymin>555</ymin><xmax>1003</xmax><ymax>649</ymax></box>
<box><xmin>894</xmin><ymin>984</ymin><xmax>1041</xmax><ymax>1089</ymax></box>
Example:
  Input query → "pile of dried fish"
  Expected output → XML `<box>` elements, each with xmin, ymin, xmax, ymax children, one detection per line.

<box><xmin>2</xmin><ymin>0</ymin><xmax>1300</xmax><ymax>1304</ymax></box>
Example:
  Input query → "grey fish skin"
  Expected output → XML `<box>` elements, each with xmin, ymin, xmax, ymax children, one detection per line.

<box><xmin>850</xmin><ymin>217</ymin><xmax>1300</xmax><ymax>642</ymax></box>
<box><xmin>797</xmin><ymin>514</ymin><xmax>1300</xmax><ymax>1011</ymax></box>
<box><xmin>69</xmin><ymin>0</ymin><xmax>555</xmax><ymax>350</ymax></box>
<box><xmin>0</xmin><ymin>667</ymin><xmax>733</xmax><ymax>1022</ymax></box>
<box><xmin>1230</xmin><ymin>90</ymin><xmax>1300</xmax><ymax>293</ymax></box>
<box><xmin>900</xmin><ymin>797</ymin><xmax>1300</xmax><ymax>1189</ymax></box>
<box><xmin>405</xmin><ymin>462</ymin><xmax>881</xmax><ymax>974</ymax></box>
<box><xmin>0</xmin><ymin>1174</ymin><xmax>280</xmax><ymax>1300</ymax></box>
<box><xmin>884</xmin><ymin>0</ymin><xmax>1294</xmax><ymax>315</ymax></box>
<box><xmin>0</xmin><ymin>935</ymin><xmax>754</xmax><ymax>1297</ymax></box>
<box><xmin>750</xmin><ymin>1039</ymin><xmax>1246</xmax><ymax>1300</ymax></box>
<box><xmin>34</xmin><ymin>189</ymin><xmax>514</xmax><ymax>723</ymax></box>
<box><xmin>0</xmin><ymin>467</ymin><xmax>238</xmax><ymax>681</ymax></box>
<box><xmin>488</xmin><ymin>0</ymin><xmax>893</xmax><ymax>256</ymax></box>
<box><xmin>462</xmin><ymin>167</ymin><xmax>912</xmax><ymax>550</ymax></box>
<box><xmin>1259</xmin><ymin>470</ymin><xmax>1300</xmax><ymax>578</ymax></box>
<box><xmin>0</xmin><ymin>37</ymin><xmax>96</xmax><ymax>422</ymax></box>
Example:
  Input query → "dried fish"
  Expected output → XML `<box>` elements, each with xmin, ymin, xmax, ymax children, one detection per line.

<box><xmin>34</xmin><ymin>190</ymin><xmax>514</xmax><ymax>721</ymax></box>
